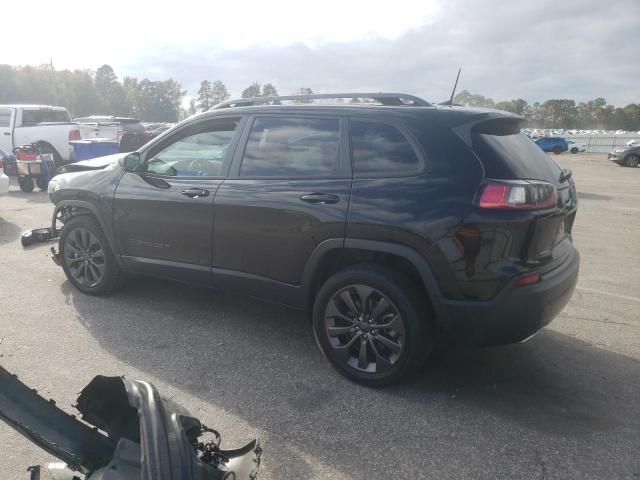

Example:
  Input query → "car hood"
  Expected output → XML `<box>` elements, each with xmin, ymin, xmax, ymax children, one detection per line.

<box><xmin>57</xmin><ymin>153</ymin><xmax>125</xmax><ymax>173</ymax></box>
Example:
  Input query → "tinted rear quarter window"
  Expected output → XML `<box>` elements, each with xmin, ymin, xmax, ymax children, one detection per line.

<box><xmin>351</xmin><ymin>120</ymin><xmax>421</xmax><ymax>177</ymax></box>
<box><xmin>472</xmin><ymin>132</ymin><xmax>561</xmax><ymax>184</ymax></box>
<box><xmin>240</xmin><ymin>117</ymin><xmax>340</xmax><ymax>177</ymax></box>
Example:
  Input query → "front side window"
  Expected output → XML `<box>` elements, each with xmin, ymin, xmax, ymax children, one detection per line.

<box><xmin>0</xmin><ymin>108</ymin><xmax>11</xmax><ymax>127</ymax></box>
<box><xmin>351</xmin><ymin>121</ymin><xmax>421</xmax><ymax>177</ymax></box>
<box><xmin>144</xmin><ymin>121</ymin><xmax>238</xmax><ymax>177</ymax></box>
<box><xmin>240</xmin><ymin>117</ymin><xmax>340</xmax><ymax>177</ymax></box>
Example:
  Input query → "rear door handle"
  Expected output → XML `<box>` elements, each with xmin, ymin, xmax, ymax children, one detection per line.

<box><xmin>3</xmin><ymin>132</ymin><xmax>10</xmax><ymax>136</ymax></box>
<box><xmin>181</xmin><ymin>188</ymin><xmax>210</xmax><ymax>198</ymax></box>
<box><xmin>300</xmin><ymin>193</ymin><xmax>340</xmax><ymax>205</ymax></box>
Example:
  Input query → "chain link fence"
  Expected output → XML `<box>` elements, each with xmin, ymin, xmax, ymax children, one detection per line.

<box><xmin>564</xmin><ymin>135</ymin><xmax>639</xmax><ymax>153</ymax></box>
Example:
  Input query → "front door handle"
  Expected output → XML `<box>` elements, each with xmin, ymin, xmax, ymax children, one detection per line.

<box><xmin>181</xmin><ymin>188</ymin><xmax>210</xmax><ymax>198</ymax></box>
<box><xmin>300</xmin><ymin>193</ymin><xmax>340</xmax><ymax>205</ymax></box>
<box><xmin>3</xmin><ymin>132</ymin><xmax>10</xmax><ymax>136</ymax></box>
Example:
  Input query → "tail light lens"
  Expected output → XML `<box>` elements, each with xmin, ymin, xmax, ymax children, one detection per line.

<box><xmin>69</xmin><ymin>129</ymin><xmax>81</xmax><ymax>141</ymax></box>
<box><xmin>477</xmin><ymin>180</ymin><xmax>557</xmax><ymax>210</ymax></box>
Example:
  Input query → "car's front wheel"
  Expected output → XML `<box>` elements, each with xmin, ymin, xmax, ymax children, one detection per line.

<box><xmin>59</xmin><ymin>215</ymin><xmax>124</xmax><ymax>295</ymax></box>
<box><xmin>623</xmin><ymin>154</ymin><xmax>639</xmax><ymax>168</ymax></box>
<box><xmin>553</xmin><ymin>146</ymin><xmax>563</xmax><ymax>155</ymax></box>
<box><xmin>312</xmin><ymin>265</ymin><xmax>432</xmax><ymax>387</ymax></box>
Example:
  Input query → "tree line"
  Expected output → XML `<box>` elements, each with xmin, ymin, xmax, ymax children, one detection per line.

<box><xmin>453</xmin><ymin>90</ymin><xmax>640</xmax><ymax>131</ymax></box>
<box><xmin>0</xmin><ymin>64</ymin><xmax>187</xmax><ymax>122</ymax></box>
<box><xmin>0</xmin><ymin>64</ymin><xmax>312</xmax><ymax>122</ymax></box>
<box><xmin>2</xmin><ymin>64</ymin><xmax>637</xmax><ymax>129</ymax></box>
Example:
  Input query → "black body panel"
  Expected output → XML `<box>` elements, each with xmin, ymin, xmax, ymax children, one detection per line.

<box><xmin>213</xmin><ymin>178</ymin><xmax>351</xmax><ymax>285</ymax></box>
<box><xmin>48</xmin><ymin>102</ymin><xmax>580</xmax><ymax>347</ymax></box>
<box><xmin>113</xmin><ymin>173</ymin><xmax>221</xmax><ymax>268</ymax></box>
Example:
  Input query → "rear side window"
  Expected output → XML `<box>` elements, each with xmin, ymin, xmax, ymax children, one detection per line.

<box><xmin>22</xmin><ymin>110</ymin><xmax>71</xmax><ymax>125</ymax></box>
<box><xmin>351</xmin><ymin>121</ymin><xmax>421</xmax><ymax>177</ymax></box>
<box><xmin>473</xmin><ymin>132</ymin><xmax>561</xmax><ymax>183</ymax></box>
<box><xmin>0</xmin><ymin>108</ymin><xmax>11</xmax><ymax>127</ymax></box>
<box><xmin>240</xmin><ymin>117</ymin><xmax>340</xmax><ymax>177</ymax></box>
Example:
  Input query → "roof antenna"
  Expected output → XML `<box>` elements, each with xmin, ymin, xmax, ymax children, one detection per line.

<box><xmin>440</xmin><ymin>68</ymin><xmax>461</xmax><ymax>106</ymax></box>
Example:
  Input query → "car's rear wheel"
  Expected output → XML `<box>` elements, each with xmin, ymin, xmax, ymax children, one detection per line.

<box><xmin>623</xmin><ymin>154</ymin><xmax>639</xmax><ymax>168</ymax></box>
<box><xmin>59</xmin><ymin>215</ymin><xmax>124</xmax><ymax>295</ymax></box>
<box><xmin>312</xmin><ymin>265</ymin><xmax>432</xmax><ymax>387</ymax></box>
<box><xmin>570</xmin><ymin>147</ymin><xmax>579</xmax><ymax>154</ymax></box>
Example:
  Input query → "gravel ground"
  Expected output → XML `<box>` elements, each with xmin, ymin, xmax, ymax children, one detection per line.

<box><xmin>0</xmin><ymin>153</ymin><xmax>639</xmax><ymax>479</ymax></box>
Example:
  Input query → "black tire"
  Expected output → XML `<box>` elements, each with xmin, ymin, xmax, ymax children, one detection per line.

<box><xmin>312</xmin><ymin>265</ymin><xmax>432</xmax><ymax>387</ymax></box>
<box><xmin>59</xmin><ymin>215</ymin><xmax>125</xmax><ymax>295</ymax></box>
<box><xmin>570</xmin><ymin>148</ymin><xmax>579</xmax><ymax>154</ymax></box>
<box><xmin>18</xmin><ymin>176</ymin><xmax>35</xmax><ymax>192</ymax></box>
<box><xmin>552</xmin><ymin>146</ymin><xmax>563</xmax><ymax>155</ymax></box>
<box><xmin>37</xmin><ymin>142</ymin><xmax>63</xmax><ymax>169</ymax></box>
<box><xmin>36</xmin><ymin>177</ymin><xmax>49</xmax><ymax>191</ymax></box>
<box><xmin>623</xmin><ymin>154</ymin><xmax>639</xmax><ymax>168</ymax></box>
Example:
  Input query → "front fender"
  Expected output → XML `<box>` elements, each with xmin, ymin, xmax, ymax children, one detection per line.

<box><xmin>51</xmin><ymin>200</ymin><xmax>124</xmax><ymax>268</ymax></box>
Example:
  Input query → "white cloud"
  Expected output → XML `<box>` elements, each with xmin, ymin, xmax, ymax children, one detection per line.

<box><xmin>3</xmin><ymin>0</ymin><xmax>439</xmax><ymax>65</ymax></box>
<box><xmin>3</xmin><ymin>0</ymin><xmax>639</xmax><ymax>105</ymax></box>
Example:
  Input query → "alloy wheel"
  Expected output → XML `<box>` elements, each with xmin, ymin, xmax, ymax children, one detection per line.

<box><xmin>324</xmin><ymin>284</ymin><xmax>406</xmax><ymax>373</ymax></box>
<box><xmin>64</xmin><ymin>227</ymin><xmax>106</xmax><ymax>287</ymax></box>
<box><xmin>625</xmin><ymin>155</ymin><xmax>639</xmax><ymax>167</ymax></box>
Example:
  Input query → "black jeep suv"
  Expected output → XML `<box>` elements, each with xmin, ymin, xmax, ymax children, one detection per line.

<box><xmin>48</xmin><ymin>93</ymin><xmax>579</xmax><ymax>386</ymax></box>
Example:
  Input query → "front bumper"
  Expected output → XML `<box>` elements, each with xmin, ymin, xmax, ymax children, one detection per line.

<box><xmin>435</xmin><ymin>248</ymin><xmax>580</xmax><ymax>346</ymax></box>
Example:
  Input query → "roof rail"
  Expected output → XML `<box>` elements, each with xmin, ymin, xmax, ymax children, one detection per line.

<box><xmin>211</xmin><ymin>92</ymin><xmax>431</xmax><ymax>110</ymax></box>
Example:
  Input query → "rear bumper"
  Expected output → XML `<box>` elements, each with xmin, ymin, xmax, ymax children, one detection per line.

<box><xmin>435</xmin><ymin>248</ymin><xmax>580</xmax><ymax>346</ymax></box>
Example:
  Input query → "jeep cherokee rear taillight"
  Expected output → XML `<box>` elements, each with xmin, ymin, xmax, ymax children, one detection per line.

<box><xmin>477</xmin><ymin>180</ymin><xmax>557</xmax><ymax>210</ymax></box>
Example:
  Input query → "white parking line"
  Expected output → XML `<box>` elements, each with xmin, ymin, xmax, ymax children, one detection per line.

<box><xmin>577</xmin><ymin>286</ymin><xmax>640</xmax><ymax>303</ymax></box>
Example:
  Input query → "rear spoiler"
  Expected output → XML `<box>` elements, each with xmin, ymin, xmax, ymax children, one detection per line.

<box><xmin>449</xmin><ymin>111</ymin><xmax>525</xmax><ymax>147</ymax></box>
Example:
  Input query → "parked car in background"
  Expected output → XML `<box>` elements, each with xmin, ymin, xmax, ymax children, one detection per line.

<box><xmin>48</xmin><ymin>92</ymin><xmax>580</xmax><ymax>386</ymax></box>
<box><xmin>0</xmin><ymin>148</ymin><xmax>10</xmax><ymax>196</ymax></box>
<box><xmin>609</xmin><ymin>144</ymin><xmax>640</xmax><ymax>167</ymax></box>
<box><xmin>142</xmin><ymin>122</ymin><xmax>174</xmax><ymax>139</ymax></box>
<box><xmin>0</xmin><ymin>105</ymin><xmax>79</xmax><ymax>166</ymax></box>
<box><xmin>567</xmin><ymin>140</ymin><xmax>586</xmax><ymax>154</ymax></box>
<box><xmin>534</xmin><ymin>137</ymin><xmax>568</xmax><ymax>154</ymax></box>
<box><xmin>75</xmin><ymin>116</ymin><xmax>148</xmax><ymax>152</ymax></box>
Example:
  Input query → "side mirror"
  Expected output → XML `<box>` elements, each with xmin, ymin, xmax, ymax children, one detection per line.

<box><xmin>119</xmin><ymin>152</ymin><xmax>141</xmax><ymax>172</ymax></box>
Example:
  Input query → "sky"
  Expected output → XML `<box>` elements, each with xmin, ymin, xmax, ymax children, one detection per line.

<box><xmin>2</xmin><ymin>0</ymin><xmax>639</xmax><ymax>106</ymax></box>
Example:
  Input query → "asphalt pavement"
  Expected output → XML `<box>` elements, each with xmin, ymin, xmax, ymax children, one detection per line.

<box><xmin>0</xmin><ymin>153</ymin><xmax>638</xmax><ymax>479</ymax></box>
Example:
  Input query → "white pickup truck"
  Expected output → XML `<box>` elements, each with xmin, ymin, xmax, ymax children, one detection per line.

<box><xmin>0</xmin><ymin>105</ymin><xmax>80</xmax><ymax>165</ymax></box>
